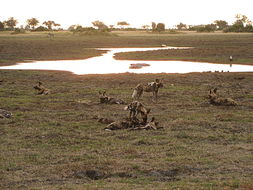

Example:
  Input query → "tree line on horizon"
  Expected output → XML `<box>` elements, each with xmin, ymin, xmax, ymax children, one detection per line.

<box><xmin>0</xmin><ymin>17</ymin><xmax>62</xmax><ymax>33</ymax></box>
<box><xmin>0</xmin><ymin>14</ymin><xmax>252</xmax><ymax>34</ymax></box>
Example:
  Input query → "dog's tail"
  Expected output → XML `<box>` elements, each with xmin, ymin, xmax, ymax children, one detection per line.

<box><xmin>132</xmin><ymin>89</ymin><xmax>138</xmax><ymax>99</ymax></box>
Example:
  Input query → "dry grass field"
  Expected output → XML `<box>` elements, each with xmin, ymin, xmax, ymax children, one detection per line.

<box><xmin>0</xmin><ymin>31</ymin><xmax>253</xmax><ymax>189</ymax></box>
<box><xmin>1</xmin><ymin>70</ymin><xmax>253</xmax><ymax>189</ymax></box>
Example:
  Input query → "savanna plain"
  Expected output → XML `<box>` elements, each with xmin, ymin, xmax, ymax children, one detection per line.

<box><xmin>0</xmin><ymin>31</ymin><xmax>253</xmax><ymax>189</ymax></box>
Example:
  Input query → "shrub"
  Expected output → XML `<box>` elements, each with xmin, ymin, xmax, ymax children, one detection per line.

<box><xmin>196</xmin><ymin>24</ymin><xmax>216</xmax><ymax>32</ymax></box>
<box><xmin>223</xmin><ymin>24</ymin><xmax>253</xmax><ymax>33</ymax></box>
<box><xmin>0</xmin><ymin>22</ymin><xmax>4</xmax><ymax>31</ymax></box>
<box><xmin>33</xmin><ymin>26</ymin><xmax>49</xmax><ymax>31</ymax></box>
<box><xmin>11</xmin><ymin>28</ymin><xmax>26</xmax><ymax>34</ymax></box>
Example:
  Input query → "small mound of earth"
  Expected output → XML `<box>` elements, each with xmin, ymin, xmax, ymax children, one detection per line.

<box><xmin>129</xmin><ymin>63</ymin><xmax>150</xmax><ymax>69</ymax></box>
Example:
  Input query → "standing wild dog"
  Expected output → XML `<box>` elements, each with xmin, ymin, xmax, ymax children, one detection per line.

<box><xmin>47</xmin><ymin>33</ymin><xmax>54</xmax><ymax>40</ymax></box>
<box><xmin>124</xmin><ymin>101</ymin><xmax>151</xmax><ymax>124</ymax></box>
<box><xmin>132</xmin><ymin>79</ymin><xmax>163</xmax><ymax>101</ymax></box>
<box><xmin>208</xmin><ymin>88</ymin><xmax>237</xmax><ymax>106</ymax></box>
<box><xmin>34</xmin><ymin>82</ymin><xmax>50</xmax><ymax>95</ymax></box>
<box><xmin>99</xmin><ymin>91</ymin><xmax>125</xmax><ymax>104</ymax></box>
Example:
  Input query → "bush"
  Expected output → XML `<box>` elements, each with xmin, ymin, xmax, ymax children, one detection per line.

<box><xmin>196</xmin><ymin>24</ymin><xmax>216</xmax><ymax>32</ymax></box>
<box><xmin>245</xmin><ymin>25</ymin><xmax>253</xmax><ymax>32</ymax></box>
<box><xmin>11</xmin><ymin>28</ymin><xmax>26</xmax><ymax>34</ymax></box>
<box><xmin>79</xmin><ymin>30</ymin><xmax>115</xmax><ymax>36</ymax></box>
<box><xmin>33</xmin><ymin>26</ymin><xmax>49</xmax><ymax>31</ymax></box>
<box><xmin>71</xmin><ymin>26</ymin><xmax>115</xmax><ymax>36</ymax></box>
<box><xmin>223</xmin><ymin>24</ymin><xmax>253</xmax><ymax>33</ymax></box>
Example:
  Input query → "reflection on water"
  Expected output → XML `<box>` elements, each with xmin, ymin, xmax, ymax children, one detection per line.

<box><xmin>1</xmin><ymin>47</ymin><xmax>253</xmax><ymax>75</ymax></box>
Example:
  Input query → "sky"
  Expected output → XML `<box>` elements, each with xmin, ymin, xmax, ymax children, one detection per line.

<box><xmin>1</xmin><ymin>0</ymin><xmax>253</xmax><ymax>29</ymax></box>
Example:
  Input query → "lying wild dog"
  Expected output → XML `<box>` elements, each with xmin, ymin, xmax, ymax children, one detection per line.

<box><xmin>104</xmin><ymin>117</ymin><xmax>140</xmax><ymax>131</ymax></box>
<box><xmin>99</xmin><ymin>91</ymin><xmax>125</xmax><ymax>104</ymax></box>
<box><xmin>0</xmin><ymin>109</ymin><xmax>12</xmax><ymax>118</ymax></box>
<box><xmin>124</xmin><ymin>101</ymin><xmax>150</xmax><ymax>124</ymax></box>
<box><xmin>105</xmin><ymin>117</ymin><xmax>162</xmax><ymax>131</ymax></box>
<box><xmin>97</xmin><ymin>117</ymin><xmax>115</xmax><ymax>124</ymax></box>
<box><xmin>142</xmin><ymin>117</ymin><xmax>159</xmax><ymax>130</ymax></box>
<box><xmin>34</xmin><ymin>82</ymin><xmax>50</xmax><ymax>95</ymax></box>
<box><xmin>130</xmin><ymin>117</ymin><xmax>163</xmax><ymax>130</ymax></box>
<box><xmin>132</xmin><ymin>79</ymin><xmax>163</xmax><ymax>101</ymax></box>
<box><xmin>208</xmin><ymin>88</ymin><xmax>237</xmax><ymax>106</ymax></box>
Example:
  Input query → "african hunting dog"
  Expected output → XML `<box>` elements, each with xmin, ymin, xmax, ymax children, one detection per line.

<box><xmin>34</xmin><ymin>82</ymin><xmax>50</xmax><ymax>95</ymax></box>
<box><xmin>0</xmin><ymin>109</ymin><xmax>12</xmax><ymax>118</ymax></box>
<box><xmin>132</xmin><ymin>79</ymin><xmax>163</xmax><ymax>101</ymax></box>
<box><xmin>104</xmin><ymin>117</ymin><xmax>139</xmax><ymax>131</ymax></box>
<box><xmin>99</xmin><ymin>91</ymin><xmax>125</xmax><ymax>104</ymax></box>
<box><xmin>208</xmin><ymin>88</ymin><xmax>237</xmax><ymax>106</ymax></box>
<box><xmin>104</xmin><ymin>116</ymin><xmax>161</xmax><ymax>131</ymax></box>
<box><xmin>124</xmin><ymin>101</ymin><xmax>151</xmax><ymax>124</ymax></box>
<box><xmin>47</xmin><ymin>33</ymin><xmax>54</xmax><ymax>40</ymax></box>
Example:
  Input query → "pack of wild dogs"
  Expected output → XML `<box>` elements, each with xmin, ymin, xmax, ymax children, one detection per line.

<box><xmin>31</xmin><ymin>79</ymin><xmax>236</xmax><ymax>131</ymax></box>
<box><xmin>97</xmin><ymin>79</ymin><xmax>164</xmax><ymax>131</ymax></box>
<box><xmin>1</xmin><ymin>78</ymin><xmax>238</xmax><ymax>131</ymax></box>
<box><xmin>96</xmin><ymin>79</ymin><xmax>237</xmax><ymax>131</ymax></box>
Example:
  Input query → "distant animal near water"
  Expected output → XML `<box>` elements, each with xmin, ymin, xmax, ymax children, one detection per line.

<box><xmin>208</xmin><ymin>88</ymin><xmax>237</xmax><ymax>106</ymax></box>
<box><xmin>132</xmin><ymin>79</ymin><xmax>163</xmax><ymax>101</ymax></box>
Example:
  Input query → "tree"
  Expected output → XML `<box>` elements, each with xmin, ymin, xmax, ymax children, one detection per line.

<box><xmin>151</xmin><ymin>22</ymin><xmax>156</xmax><ymax>31</ymax></box>
<box><xmin>234</xmin><ymin>14</ymin><xmax>251</xmax><ymax>26</ymax></box>
<box><xmin>213</xmin><ymin>20</ymin><xmax>228</xmax><ymax>30</ymax></box>
<box><xmin>151</xmin><ymin>22</ymin><xmax>165</xmax><ymax>32</ymax></box>
<box><xmin>224</xmin><ymin>14</ymin><xmax>253</xmax><ymax>33</ymax></box>
<box><xmin>117</xmin><ymin>21</ymin><xmax>129</xmax><ymax>29</ymax></box>
<box><xmin>176</xmin><ymin>22</ymin><xmax>187</xmax><ymax>30</ymax></box>
<box><xmin>3</xmin><ymin>17</ymin><xmax>18</xmax><ymax>30</ymax></box>
<box><xmin>156</xmin><ymin>23</ymin><xmax>165</xmax><ymax>32</ymax></box>
<box><xmin>43</xmin><ymin>20</ymin><xmax>60</xmax><ymax>30</ymax></box>
<box><xmin>142</xmin><ymin>25</ymin><xmax>150</xmax><ymax>30</ymax></box>
<box><xmin>68</xmin><ymin>25</ymin><xmax>84</xmax><ymax>33</ymax></box>
<box><xmin>68</xmin><ymin>25</ymin><xmax>77</xmax><ymax>31</ymax></box>
<box><xmin>0</xmin><ymin>21</ymin><xmax>4</xmax><ymax>31</ymax></box>
<box><xmin>27</xmin><ymin>18</ymin><xmax>39</xmax><ymax>30</ymax></box>
<box><xmin>92</xmin><ymin>20</ymin><xmax>108</xmax><ymax>30</ymax></box>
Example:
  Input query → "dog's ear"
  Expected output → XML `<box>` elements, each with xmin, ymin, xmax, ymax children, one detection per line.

<box><xmin>147</xmin><ymin>108</ymin><xmax>151</xmax><ymax>114</ymax></box>
<box><xmin>213</xmin><ymin>88</ymin><xmax>218</xmax><ymax>94</ymax></box>
<box><xmin>103</xmin><ymin>91</ymin><xmax>106</xmax><ymax>96</ymax></box>
<box><xmin>99</xmin><ymin>91</ymin><xmax>102</xmax><ymax>95</ymax></box>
